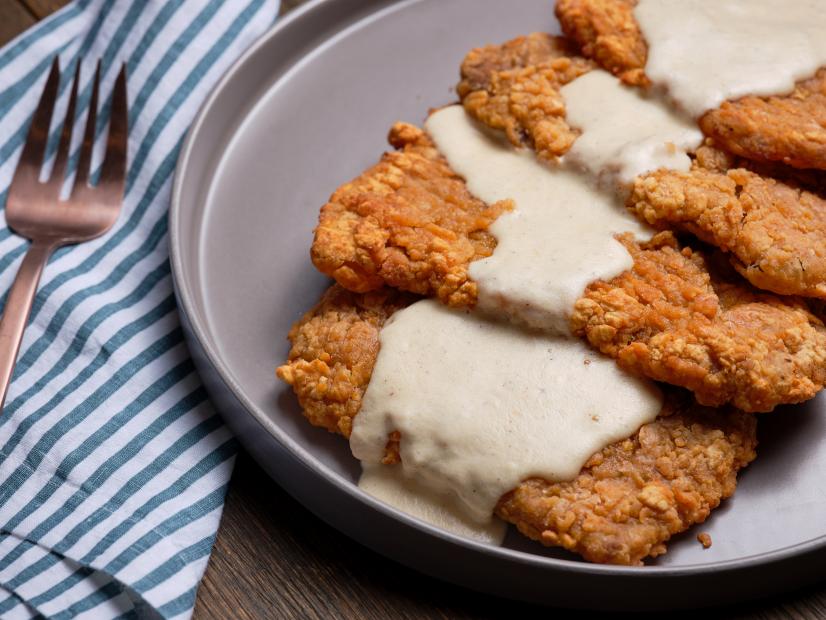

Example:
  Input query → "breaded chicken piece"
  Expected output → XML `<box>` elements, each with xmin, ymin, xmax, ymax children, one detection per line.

<box><xmin>277</xmin><ymin>284</ymin><xmax>758</xmax><ymax>565</ymax></box>
<box><xmin>457</xmin><ymin>33</ymin><xmax>593</xmax><ymax>160</ymax></box>
<box><xmin>498</xmin><ymin>394</ymin><xmax>756</xmax><ymax>565</ymax></box>
<box><xmin>309</xmin><ymin>124</ymin><xmax>826</xmax><ymax>411</ymax></box>
<box><xmin>311</xmin><ymin>144</ymin><xmax>826</xmax><ymax>409</ymax></box>
<box><xmin>554</xmin><ymin>0</ymin><xmax>648</xmax><ymax>87</ymax></box>
<box><xmin>310</xmin><ymin>122</ymin><xmax>510</xmax><ymax>307</ymax></box>
<box><xmin>276</xmin><ymin>285</ymin><xmax>415</xmax><ymax>438</ymax></box>
<box><xmin>555</xmin><ymin>0</ymin><xmax>826</xmax><ymax>170</ymax></box>
<box><xmin>699</xmin><ymin>70</ymin><xmax>826</xmax><ymax>171</ymax></box>
<box><xmin>454</xmin><ymin>37</ymin><xmax>826</xmax><ymax>294</ymax></box>
<box><xmin>572</xmin><ymin>232</ymin><xmax>826</xmax><ymax>412</ymax></box>
<box><xmin>457</xmin><ymin>32</ymin><xmax>581</xmax><ymax>94</ymax></box>
<box><xmin>629</xmin><ymin>166</ymin><xmax>826</xmax><ymax>299</ymax></box>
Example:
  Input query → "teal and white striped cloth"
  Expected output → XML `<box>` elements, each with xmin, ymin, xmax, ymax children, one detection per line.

<box><xmin>0</xmin><ymin>1</ymin><xmax>280</xmax><ymax>617</ymax></box>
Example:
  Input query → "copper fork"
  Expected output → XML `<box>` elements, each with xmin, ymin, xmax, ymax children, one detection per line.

<box><xmin>0</xmin><ymin>59</ymin><xmax>128</xmax><ymax>411</ymax></box>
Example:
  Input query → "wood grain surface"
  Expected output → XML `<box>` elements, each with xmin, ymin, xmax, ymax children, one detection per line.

<box><xmin>4</xmin><ymin>1</ymin><xmax>826</xmax><ymax>618</ymax></box>
<box><xmin>0</xmin><ymin>0</ymin><xmax>35</xmax><ymax>47</ymax></box>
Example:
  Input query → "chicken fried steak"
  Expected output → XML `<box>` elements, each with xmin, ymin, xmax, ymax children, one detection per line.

<box><xmin>457</xmin><ymin>32</ymin><xmax>593</xmax><ymax>160</ymax></box>
<box><xmin>310</xmin><ymin>123</ymin><xmax>510</xmax><ymax>307</ymax></box>
<box><xmin>554</xmin><ymin>0</ymin><xmax>826</xmax><ymax>171</ymax></box>
<box><xmin>454</xmin><ymin>35</ymin><xmax>826</xmax><ymax>303</ymax></box>
<box><xmin>277</xmin><ymin>285</ymin><xmax>758</xmax><ymax>565</ymax></box>
<box><xmin>310</xmin><ymin>119</ymin><xmax>826</xmax><ymax>411</ymax></box>
<box><xmin>554</xmin><ymin>0</ymin><xmax>647</xmax><ymax>87</ymax></box>
<box><xmin>276</xmin><ymin>285</ymin><xmax>415</xmax><ymax>439</ymax></box>
<box><xmin>572</xmin><ymin>232</ymin><xmax>826</xmax><ymax>412</ymax></box>
<box><xmin>630</xmin><ymin>166</ymin><xmax>826</xmax><ymax>299</ymax></box>
<box><xmin>699</xmin><ymin>70</ymin><xmax>826</xmax><ymax>172</ymax></box>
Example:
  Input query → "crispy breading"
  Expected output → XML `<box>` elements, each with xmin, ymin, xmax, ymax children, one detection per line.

<box><xmin>700</xmin><ymin>70</ymin><xmax>826</xmax><ymax>171</ymax></box>
<box><xmin>694</xmin><ymin>141</ymin><xmax>826</xmax><ymax>204</ymax></box>
<box><xmin>310</xmin><ymin>123</ymin><xmax>510</xmax><ymax>307</ymax></box>
<box><xmin>310</xmin><ymin>136</ymin><xmax>826</xmax><ymax>410</ymax></box>
<box><xmin>629</xmin><ymin>166</ymin><xmax>826</xmax><ymax>299</ymax></box>
<box><xmin>692</xmin><ymin>143</ymin><xmax>737</xmax><ymax>174</ymax></box>
<box><xmin>497</xmin><ymin>394</ymin><xmax>755</xmax><ymax>565</ymax></box>
<box><xmin>277</xmin><ymin>285</ymin><xmax>757</xmax><ymax>565</ymax></box>
<box><xmin>276</xmin><ymin>285</ymin><xmax>415</xmax><ymax>438</ymax></box>
<box><xmin>554</xmin><ymin>0</ymin><xmax>648</xmax><ymax>86</ymax></box>
<box><xmin>457</xmin><ymin>32</ymin><xmax>580</xmax><ymax>95</ymax></box>
<box><xmin>555</xmin><ymin>0</ymin><xmax>826</xmax><ymax>170</ymax></box>
<box><xmin>458</xmin><ymin>33</ymin><xmax>593</xmax><ymax>160</ymax></box>
<box><xmin>572</xmin><ymin>232</ymin><xmax>826</xmax><ymax>412</ymax></box>
<box><xmin>455</xmin><ymin>30</ymin><xmax>826</xmax><ymax>174</ymax></box>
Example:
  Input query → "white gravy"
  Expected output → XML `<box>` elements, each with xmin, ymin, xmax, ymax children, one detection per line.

<box><xmin>425</xmin><ymin>104</ymin><xmax>651</xmax><ymax>334</ymax></box>
<box><xmin>349</xmin><ymin>78</ymin><xmax>689</xmax><ymax>536</ymax></box>
<box><xmin>350</xmin><ymin>300</ymin><xmax>663</xmax><ymax>523</ymax></box>
<box><xmin>635</xmin><ymin>0</ymin><xmax>826</xmax><ymax>117</ymax></box>
<box><xmin>561</xmin><ymin>70</ymin><xmax>703</xmax><ymax>189</ymax></box>
<box><xmin>358</xmin><ymin>464</ymin><xmax>507</xmax><ymax>544</ymax></box>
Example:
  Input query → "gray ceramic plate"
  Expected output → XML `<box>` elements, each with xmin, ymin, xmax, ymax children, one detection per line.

<box><xmin>170</xmin><ymin>0</ymin><xmax>826</xmax><ymax>610</ymax></box>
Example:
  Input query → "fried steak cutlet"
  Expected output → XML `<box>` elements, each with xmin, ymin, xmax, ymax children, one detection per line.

<box><xmin>276</xmin><ymin>285</ymin><xmax>416</xmax><ymax>438</ymax></box>
<box><xmin>310</xmin><ymin>118</ymin><xmax>826</xmax><ymax>411</ymax></box>
<box><xmin>310</xmin><ymin>122</ymin><xmax>511</xmax><ymax>307</ymax></box>
<box><xmin>629</xmin><ymin>165</ymin><xmax>826</xmax><ymax>299</ymax></box>
<box><xmin>455</xmin><ymin>34</ymin><xmax>826</xmax><ymax>303</ymax></box>
<box><xmin>699</xmin><ymin>70</ymin><xmax>826</xmax><ymax>171</ymax></box>
<box><xmin>499</xmin><ymin>398</ymin><xmax>755</xmax><ymax>565</ymax></box>
<box><xmin>554</xmin><ymin>0</ymin><xmax>826</xmax><ymax>171</ymax></box>
<box><xmin>554</xmin><ymin>0</ymin><xmax>648</xmax><ymax>87</ymax></box>
<box><xmin>457</xmin><ymin>32</ymin><xmax>593</xmax><ymax>160</ymax></box>
<box><xmin>572</xmin><ymin>232</ymin><xmax>826</xmax><ymax>412</ymax></box>
<box><xmin>277</xmin><ymin>284</ymin><xmax>758</xmax><ymax>565</ymax></box>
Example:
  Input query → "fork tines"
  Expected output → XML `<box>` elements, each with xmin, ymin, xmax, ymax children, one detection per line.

<box><xmin>13</xmin><ymin>58</ymin><xmax>128</xmax><ymax>201</ymax></box>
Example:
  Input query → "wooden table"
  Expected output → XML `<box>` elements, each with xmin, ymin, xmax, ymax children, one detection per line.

<box><xmin>3</xmin><ymin>2</ymin><xmax>826</xmax><ymax>618</ymax></box>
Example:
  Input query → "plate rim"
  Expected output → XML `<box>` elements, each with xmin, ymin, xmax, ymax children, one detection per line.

<box><xmin>169</xmin><ymin>0</ymin><xmax>826</xmax><ymax>585</ymax></box>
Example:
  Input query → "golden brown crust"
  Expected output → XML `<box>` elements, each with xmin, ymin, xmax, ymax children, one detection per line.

<box><xmin>496</xmin><ymin>393</ymin><xmax>756</xmax><ymax>565</ymax></box>
<box><xmin>310</xmin><ymin>123</ymin><xmax>510</xmax><ymax>307</ymax></box>
<box><xmin>554</xmin><ymin>0</ymin><xmax>648</xmax><ymax>87</ymax></box>
<box><xmin>276</xmin><ymin>285</ymin><xmax>415</xmax><ymax>437</ymax></box>
<box><xmin>457</xmin><ymin>33</ymin><xmax>581</xmax><ymax>95</ymax></box>
<box><xmin>309</xmin><ymin>135</ymin><xmax>826</xmax><ymax>411</ymax></box>
<box><xmin>692</xmin><ymin>143</ymin><xmax>738</xmax><ymax>174</ymax></box>
<box><xmin>629</xmin><ymin>166</ymin><xmax>826</xmax><ymax>299</ymax></box>
<box><xmin>700</xmin><ymin>69</ymin><xmax>826</xmax><ymax>171</ymax></box>
<box><xmin>458</xmin><ymin>33</ymin><xmax>593</xmax><ymax>160</ymax></box>
<box><xmin>277</xmin><ymin>286</ymin><xmax>757</xmax><ymax>565</ymax></box>
<box><xmin>572</xmin><ymin>232</ymin><xmax>826</xmax><ymax>412</ymax></box>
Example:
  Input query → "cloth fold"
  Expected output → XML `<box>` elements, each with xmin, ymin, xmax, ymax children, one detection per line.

<box><xmin>0</xmin><ymin>1</ymin><xmax>281</xmax><ymax>617</ymax></box>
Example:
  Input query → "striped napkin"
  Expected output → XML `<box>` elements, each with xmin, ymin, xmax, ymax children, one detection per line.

<box><xmin>0</xmin><ymin>0</ymin><xmax>280</xmax><ymax>617</ymax></box>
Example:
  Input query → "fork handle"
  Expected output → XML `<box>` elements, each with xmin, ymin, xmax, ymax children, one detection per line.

<box><xmin>0</xmin><ymin>241</ymin><xmax>53</xmax><ymax>412</ymax></box>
